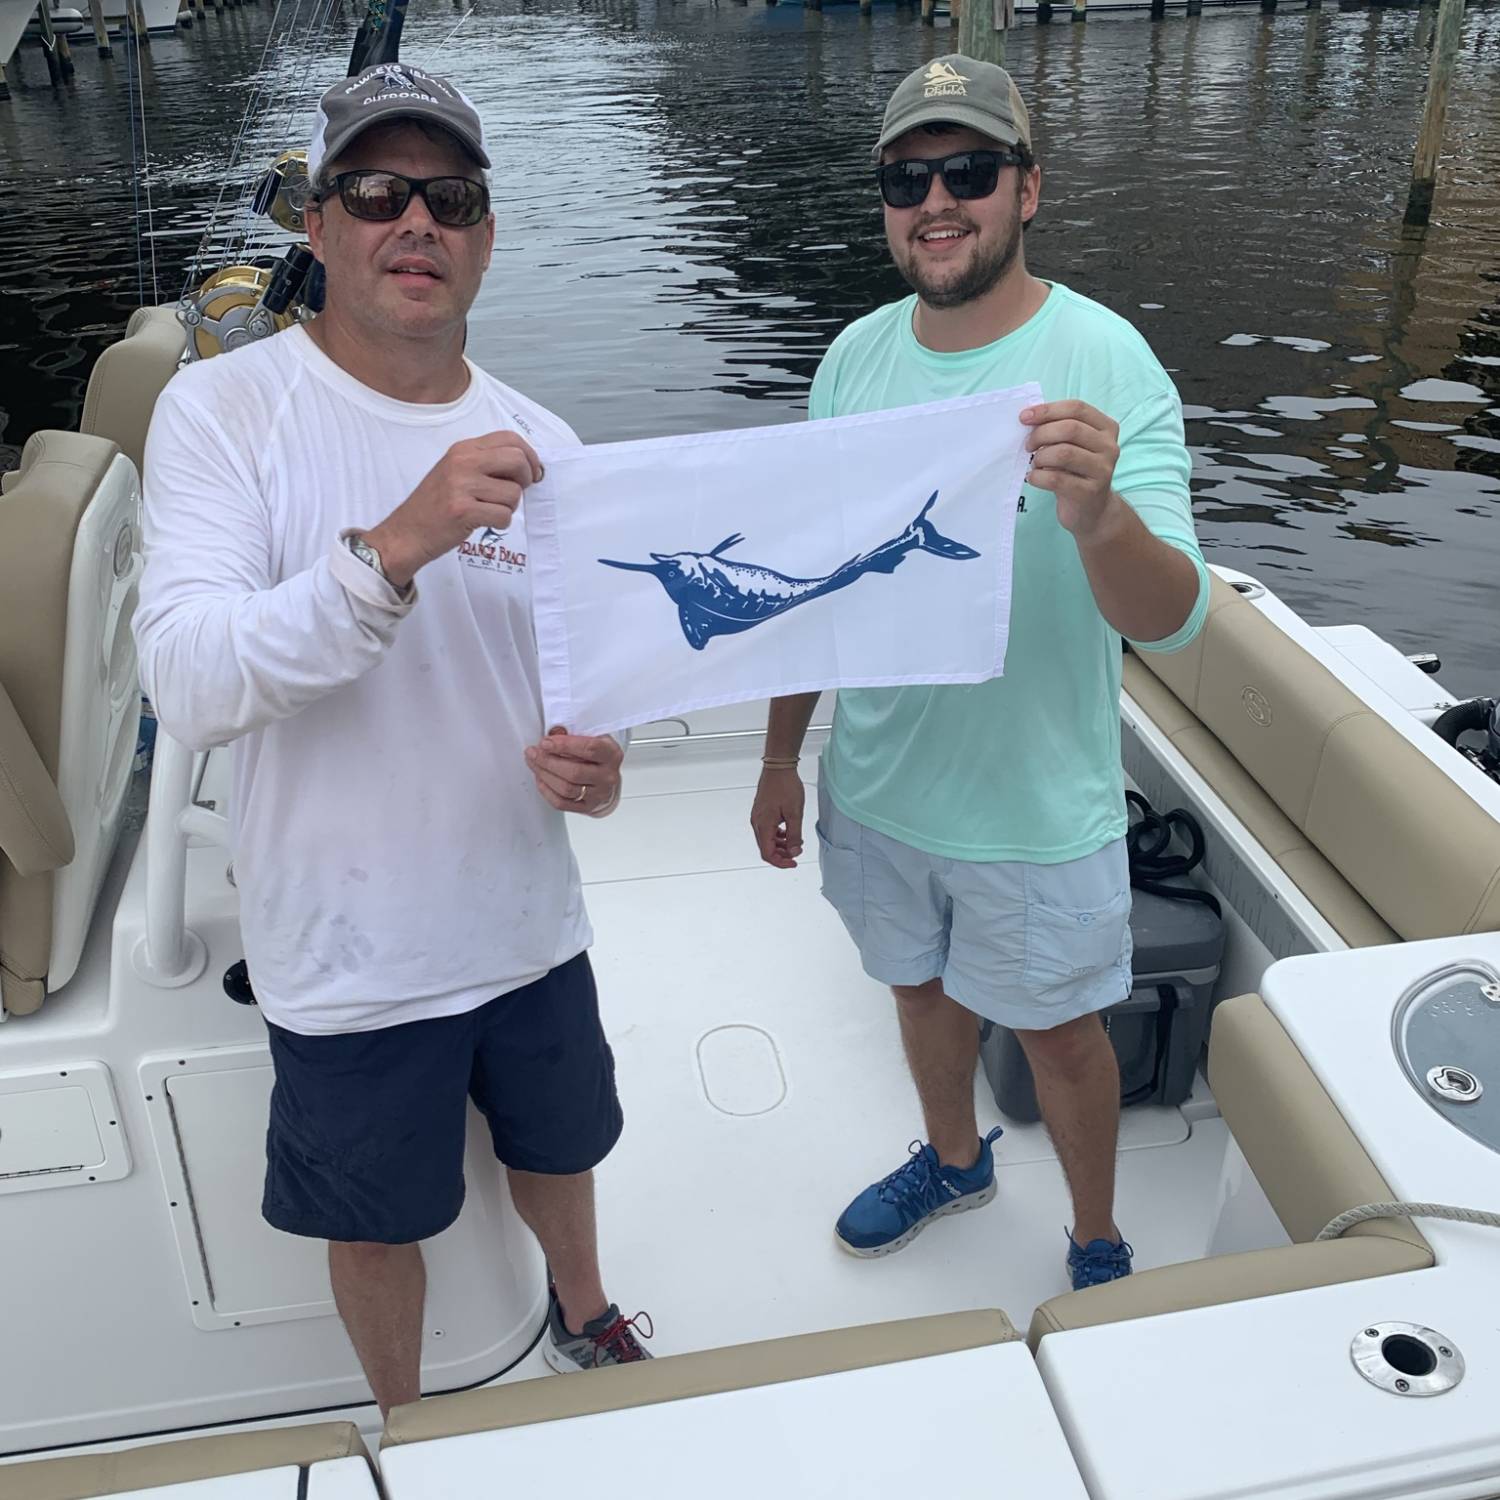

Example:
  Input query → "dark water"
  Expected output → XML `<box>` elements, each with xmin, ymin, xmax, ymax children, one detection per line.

<box><xmin>2</xmin><ymin>0</ymin><xmax>1497</xmax><ymax>692</ymax></box>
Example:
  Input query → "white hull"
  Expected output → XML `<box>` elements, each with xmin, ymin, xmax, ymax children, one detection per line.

<box><xmin>103</xmin><ymin>0</ymin><xmax>181</xmax><ymax>32</ymax></box>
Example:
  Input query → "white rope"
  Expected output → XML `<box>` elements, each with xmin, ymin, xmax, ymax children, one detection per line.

<box><xmin>1318</xmin><ymin>1202</ymin><xmax>1500</xmax><ymax>1241</ymax></box>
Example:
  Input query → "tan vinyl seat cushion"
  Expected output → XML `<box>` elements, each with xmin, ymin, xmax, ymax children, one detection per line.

<box><xmin>79</xmin><ymin>305</ymin><xmax>185</xmax><ymax>480</ymax></box>
<box><xmin>1124</xmin><ymin>575</ymin><xmax>1500</xmax><ymax>946</ymax></box>
<box><xmin>385</xmin><ymin>1309</ymin><xmax>1018</xmax><ymax>1448</ymax></box>
<box><xmin>1028</xmin><ymin>994</ymin><xmax>1433</xmax><ymax>1345</ymax></box>
<box><xmin>0</xmin><ymin>1421</ymin><xmax>368</xmax><ymax>1500</ymax></box>
<box><xmin>0</xmin><ymin>432</ymin><xmax>120</xmax><ymax>1017</ymax></box>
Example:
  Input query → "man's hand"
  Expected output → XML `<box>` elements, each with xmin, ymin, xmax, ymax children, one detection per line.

<box><xmin>751</xmin><ymin>767</ymin><xmax>805</xmax><ymax>870</ymax></box>
<box><xmin>1020</xmin><ymin>400</ymin><xmax>1124</xmax><ymax>541</ymax></box>
<box><xmin>361</xmin><ymin>432</ymin><xmax>544</xmax><ymax>588</ymax></box>
<box><xmin>525</xmin><ymin>726</ymin><xmax>624</xmax><ymax>816</ymax></box>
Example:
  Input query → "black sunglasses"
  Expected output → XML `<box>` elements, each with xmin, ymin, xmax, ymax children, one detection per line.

<box><xmin>323</xmin><ymin>169</ymin><xmax>490</xmax><ymax>228</ymax></box>
<box><xmin>874</xmin><ymin>148</ymin><xmax>1026</xmax><ymax>210</ymax></box>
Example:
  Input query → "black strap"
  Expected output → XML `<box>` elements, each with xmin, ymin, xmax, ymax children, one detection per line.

<box><xmin>1118</xmin><ymin>983</ymin><xmax>1181</xmax><ymax>1107</ymax></box>
<box><xmin>1125</xmin><ymin>790</ymin><xmax>1222</xmax><ymax>918</ymax></box>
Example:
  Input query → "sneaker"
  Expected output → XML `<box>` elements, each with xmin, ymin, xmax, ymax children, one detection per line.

<box><xmin>544</xmin><ymin>1288</ymin><xmax>654</xmax><ymax>1373</ymax></box>
<box><xmin>1065</xmin><ymin>1230</ymin><xmax>1134</xmax><ymax>1290</ymax></box>
<box><xmin>835</xmin><ymin>1126</ymin><xmax>1004</xmax><ymax>1257</ymax></box>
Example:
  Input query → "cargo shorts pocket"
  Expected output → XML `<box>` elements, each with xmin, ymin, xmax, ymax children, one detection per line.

<box><xmin>816</xmin><ymin>793</ymin><xmax>866</xmax><ymax>944</ymax></box>
<box><xmin>1021</xmin><ymin>846</ymin><xmax>1132</xmax><ymax>989</ymax></box>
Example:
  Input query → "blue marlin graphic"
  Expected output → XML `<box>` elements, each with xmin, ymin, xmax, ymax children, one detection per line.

<box><xmin>598</xmin><ymin>491</ymin><xmax>980</xmax><ymax>651</ymax></box>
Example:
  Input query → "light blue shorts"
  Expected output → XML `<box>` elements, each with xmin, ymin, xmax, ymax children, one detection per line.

<box><xmin>815</xmin><ymin>783</ymin><xmax>1133</xmax><ymax>1031</ymax></box>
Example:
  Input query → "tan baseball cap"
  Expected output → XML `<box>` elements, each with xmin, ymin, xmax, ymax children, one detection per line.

<box><xmin>308</xmin><ymin>64</ymin><xmax>490</xmax><ymax>188</ymax></box>
<box><xmin>872</xmin><ymin>55</ymin><xmax>1032</xmax><ymax>162</ymax></box>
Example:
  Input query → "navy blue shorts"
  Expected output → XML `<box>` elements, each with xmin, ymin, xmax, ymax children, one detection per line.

<box><xmin>262</xmin><ymin>952</ymin><xmax>622</xmax><ymax>1245</ymax></box>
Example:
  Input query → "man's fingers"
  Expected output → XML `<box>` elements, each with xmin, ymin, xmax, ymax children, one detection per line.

<box><xmin>1020</xmin><ymin>400</ymin><xmax>1099</xmax><ymax>427</ymax></box>
<box><xmin>465</xmin><ymin>431</ymin><xmax>545</xmax><ymax>484</ymax></box>
<box><xmin>1028</xmin><ymin>444</ymin><xmax>1103</xmax><ymax>479</ymax></box>
<box><xmin>1029</xmin><ymin>469</ymin><xmax>1097</xmax><ymax>504</ymax></box>
<box><xmin>534</xmin><ymin>779</ymin><xmax>571</xmax><ymax>812</ymax></box>
<box><xmin>536</xmin><ymin>732</ymin><xmax>619</xmax><ymax>765</ymax></box>
<box><xmin>1025</xmin><ymin>418</ymin><xmax>1109</xmax><ymax>453</ymax></box>
<box><xmin>469</xmin><ymin>477</ymin><xmax>524</xmax><ymax>511</ymax></box>
<box><xmin>531</xmin><ymin>763</ymin><xmax>587</xmax><ymax>802</ymax></box>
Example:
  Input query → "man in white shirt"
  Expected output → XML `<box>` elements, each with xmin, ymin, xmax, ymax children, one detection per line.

<box><xmin>134</xmin><ymin>64</ymin><xmax>651</xmax><ymax>1416</ymax></box>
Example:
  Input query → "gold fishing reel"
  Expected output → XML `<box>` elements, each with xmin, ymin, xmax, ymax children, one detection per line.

<box><xmin>177</xmin><ymin>149</ymin><xmax>325</xmax><ymax>361</ymax></box>
<box><xmin>251</xmin><ymin>149</ymin><xmax>313</xmax><ymax>234</ymax></box>
<box><xmin>177</xmin><ymin>265</ymin><xmax>295</xmax><ymax>362</ymax></box>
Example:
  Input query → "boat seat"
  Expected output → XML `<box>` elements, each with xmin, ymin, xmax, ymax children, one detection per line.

<box><xmin>0</xmin><ymin>1420</ymin><xmax>371</xmax><ymax>1499</ymax></box>
<box><xmin>1123</xmin><ymin>574</ymin><xmax>1500</xmax><ymax>947</ymax></box>
<box><xmin>0</xmin><ymin>431</ymin><xmax>142</xmax><ymax>1016</ymax></box>
<box><xmin>79</xmin><ymin>305</ymin><xmax>185</xmax><ymax>481</ymax></box>
<box><xmin>1028</xmin><ymin>993</ymin><xmax>1433</xmax><ymax>1346</ymax></box>
<box><xmin>384</xmin><ymin>1309</ymin><xmax>1018</xmax><ymax>1448</ymax></box>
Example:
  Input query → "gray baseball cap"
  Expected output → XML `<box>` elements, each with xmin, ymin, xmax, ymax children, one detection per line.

<box><xmin>308</xmin><ymin>64</ymin><xmax>490</xmax><ymax>187</ymax></box>
<box><xmin>872</xmin><ymin>55</ymin><xmax>1032</xmax><ymax>162</ymax></box>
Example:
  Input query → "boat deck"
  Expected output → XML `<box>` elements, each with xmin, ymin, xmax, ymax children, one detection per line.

<box><xmin>488</xmin><ymin>738</ymin><xmax>1281</xmax><ymax>1379</ymax></box>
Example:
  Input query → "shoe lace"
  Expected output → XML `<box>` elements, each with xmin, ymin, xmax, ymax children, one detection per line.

<box><xmin>592</xmin><ymin>1309</ymin><xmax>654</xmax><ymax>1366</ymax></box>
<box><xmin>1070</xmin><ymin>1238</ymin><xmax>1134</xmax><ymax>1288</ymax></box>
<box><xmin>876</xmin><ymin>1141</ymin><xmax>945</xmax><ymax>1216</ymax></box>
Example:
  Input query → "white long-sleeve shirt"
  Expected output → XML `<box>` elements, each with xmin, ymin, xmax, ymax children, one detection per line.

<box><xmin>134</xmin><ymin>326</ymin><xmax>591</xmax><ymax>1034</ymax></box>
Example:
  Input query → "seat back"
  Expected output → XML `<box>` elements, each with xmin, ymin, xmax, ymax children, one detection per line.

<box><xmin>0</xmin><ymin>432</ymin><xmax>141</xmax><ymax>1015</ymax></box>
<box><xmin>1131</xmin><ymin>576</ymin><xmax>1500</xmax><ymax>941</ymax></box>
<box><xmin>80</xmin><ymin>305</ymin><xmax>186</xmax><ymax>478</ymax></box>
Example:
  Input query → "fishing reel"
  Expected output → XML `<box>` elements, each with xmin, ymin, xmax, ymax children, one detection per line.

<box><xmin>1433</xmin><ymin>696</ymin><xmax>1500</xmax><ymax>786</ymax></box>
<box><xmin>251</xmin><ymin>149</ymin><xmax>313</xmax><ymax>234</ymax></box>
<box><xmin>178</xmin><ymin>148</ymin><xmax>330</xmax><ymax>362</ymax></box>
<box><xmin>178</xmin><ymin>264</ymin><xmax>289</xmax><ymax>361</ymax></box>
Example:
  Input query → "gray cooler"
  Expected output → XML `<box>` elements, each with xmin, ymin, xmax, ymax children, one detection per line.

<box><xmin>979</xmin><ymin>883</ymin><xmax>1224</xmax><ymax>1123</ymax></box>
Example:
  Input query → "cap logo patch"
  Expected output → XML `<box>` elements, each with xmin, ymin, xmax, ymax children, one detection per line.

<box><xmin>922</xmin><ymin>61</ymin><xmax>969</xmax><ymax>98</ymax></box>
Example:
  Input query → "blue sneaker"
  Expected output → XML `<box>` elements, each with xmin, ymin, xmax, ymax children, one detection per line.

<box><xmin>836</xmin><ymin>1127</ymin><xmax>1004</xmax><ymax>1257</ymax></box>
<box><xmin>1066</xmin><ymin>1231</ymin><xmax>1134</xmax><ymax>1290</ymax></box>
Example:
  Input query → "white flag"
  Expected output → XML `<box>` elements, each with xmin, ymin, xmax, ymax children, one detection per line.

<box><xmin>527</xmin><ymin>385</ymin><xmax>1040</xmax><ymax>736</ymax></box>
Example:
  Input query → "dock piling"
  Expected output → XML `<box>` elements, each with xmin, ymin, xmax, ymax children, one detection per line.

<box><xmin>1404</xmin><ymin>0</ymin><xmax>1466</xmax><ymax>227</ymax></box>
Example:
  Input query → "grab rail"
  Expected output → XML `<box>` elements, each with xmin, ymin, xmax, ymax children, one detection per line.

<box><xmin>131</xmin><ymin>729</ymin><xmax>230</xmax><ymax>988</ymax></box>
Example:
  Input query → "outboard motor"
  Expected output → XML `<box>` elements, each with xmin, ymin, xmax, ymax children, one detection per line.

<box><xmin>1433</xmin><ymin>697</ymin><xmax>1500</xmax><ymax>785</ymax></box>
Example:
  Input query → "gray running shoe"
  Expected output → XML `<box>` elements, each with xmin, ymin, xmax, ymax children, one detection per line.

<box><xmin>544</xmin><ymin>1287</ymin><xmax>654</xmax><ymax>1372</ymax></box>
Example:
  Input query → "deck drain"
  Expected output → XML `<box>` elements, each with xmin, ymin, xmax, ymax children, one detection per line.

<box><xmin>1351</xmin><ymin>1323</ymin><xmax>1464</xmax><ymax>1397</ymax></box>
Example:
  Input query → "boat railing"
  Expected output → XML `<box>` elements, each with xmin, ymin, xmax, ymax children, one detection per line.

<box><xmin>132</xmin><ymin>729</ymin><xmax>230</xmax><ymax>989</ymax></box>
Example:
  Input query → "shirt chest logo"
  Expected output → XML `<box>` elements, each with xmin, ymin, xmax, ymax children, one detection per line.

<box><xmin>459</xmin><ymin>525</ymin><xmax>528</xmax><ymax>575</ymax></box>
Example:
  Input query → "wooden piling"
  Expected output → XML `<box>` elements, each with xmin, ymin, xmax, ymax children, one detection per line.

<box><xmin>921</xmin><ymin>0</ymin><xmax>935</xmax><ymax>24</ymax></box>
<box><xmin>127</xmin><ymin>0</ymin><xmax>149</xmax><ymax>44</ymax></box>
<box><xmin>1261</xmin><ymin>0</ymin><xmax>1277</xmax><ymax>11</ymax></box>
<box><xmin>1150</xmin><ymin>0</ymin><xmax>1165</xmax><ymax>16</ymax></box>
<box><xmin>58</xmin><ymin>20</ymin><xmax>75</xmax><ymax>70</ymax></box>
<box><xmin>1071</xmin><ymin>0</ymin><xmax>1085</xmax><ymax>19</ymax></box>
<box><xmin>35</xmin><ymin>3</ymin><xmax>74</xmax><ymax>81</ymax></box>
<box><xmin>958</xmin><ymin>0</ymin><xmax>1008</xmax><ymax>56</ymax></box>
<box><xmin>860</xmin><ymin>0</ymin><xmax>872</xmax><ymax>13</ymax></box>
<box><xmin>1036</xmin><ymin>0</ymin><xmax>1052</xmax><ymax>19</ymax></box>
<box><xmin>0</xmin><ymin>59</ymin><xmax>8</xmax><ymax>99</ymax></box>
<box><xmin>1185</xmin><ymin>0</ymin><xmax>1201</xmax><ymax>13</ymax></box>
<box><xmin>1404</xmin><ymin>0</ymin><xmax>1465</xmax><ymax>226</ymax></box>
<box><xmin>88</xmin><ymin>0</ymin><xmax>112</xmax><ymax>52</ymax></box>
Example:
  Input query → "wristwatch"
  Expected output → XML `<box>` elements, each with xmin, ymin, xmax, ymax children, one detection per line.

<box><xmin>346</xmin><ymin>531</ymin><xmax>389</xmax><ymax>581</ymax></box>
<box><xmin>345</xmin><ymin>531</ymin><xmax>413</xmax><ymax>599</ymax></box>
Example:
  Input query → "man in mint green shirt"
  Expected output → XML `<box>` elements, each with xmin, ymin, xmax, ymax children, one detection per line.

<box><xmin>750</xmin><ymin>56</ymin><xmax>1208</xmax><ymax>1292</ymax></box>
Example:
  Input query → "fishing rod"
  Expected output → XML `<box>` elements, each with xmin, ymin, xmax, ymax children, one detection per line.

<box><xmin>177</xmin><ymin>0</ymin><xmax>408</xmax><ymax>361</ymax></box>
